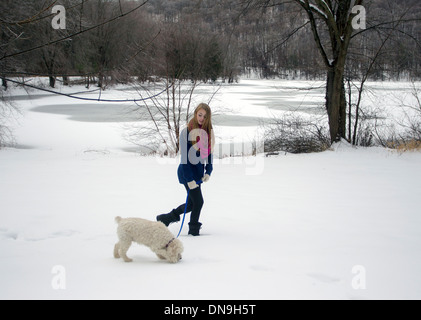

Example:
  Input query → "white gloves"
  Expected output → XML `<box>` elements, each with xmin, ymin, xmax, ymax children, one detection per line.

<box><xmin>202</xmin><ymin>174</ymin><xmax>210</xmax><ymax>183</ymax></box>
<box><xmin>188</xmin><ymin>175</ymin><xmax>210</xmax><ymax>190</ymax></box>
<box><xmin>187</xmin><ymin>181</ymin><xmax>199</xmax><ymax>190</ymax></box>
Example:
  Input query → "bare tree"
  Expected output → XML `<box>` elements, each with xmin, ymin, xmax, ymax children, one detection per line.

<box><xmin>0</xmin><ymin>1</ymin><xmax>150</xmax><ymax>83</ymax></box>
<box><xmin>240</xmin><ymin>0</ymin><xmax>362</xmax><ymax>142</ymax></box>
<box><xmin>0</xmin><ymin>0</ymin><xmax>150</xmax><ymax>146</ymax></box>
<box><xmin>243</xmin><ymin>0</ymin><xmax>421</xmax><ymax>144</ymax></box>
<box><xmin>126</xmin><ymin>76</ymin><xmax>222</xmax><ymax>156</ymax></box>
<box><xmin>126</xmin><ymin>79</ymin><xmax>201</xmax><ymax>155</ymax></box>
<box><xmin>393</xmin><ymin>82</ymin><xmax>421</xmax><ymax>148</ymax></box>
<box><xmin>0</xmin><ymin>90</ymin><xmax>20</xmax><ymax>148</ymax></box>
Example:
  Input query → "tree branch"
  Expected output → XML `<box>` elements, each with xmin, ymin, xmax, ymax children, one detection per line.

<box><xmin>0</xmin><ymin>0</ymin><xmax>58</xmax><ymax>25</ymax></box>
<box><xmin>1</xmin><ymin>0</ymin><xmax>149</xmax><ymax>62</ymax></box>
<box><xmin>295</xmin><ymin>0</ymin><xmax>331</xmax><ymax>68</ymax></box>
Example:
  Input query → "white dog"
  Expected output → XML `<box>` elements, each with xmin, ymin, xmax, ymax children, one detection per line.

<box><xmin>114</xmin><ymin>217</ymin><xmax>183</xmax><ymax>263</ymax></box>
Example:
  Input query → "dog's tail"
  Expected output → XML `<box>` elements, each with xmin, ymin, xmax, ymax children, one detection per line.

<box><xmin>115</xmin><ymin>216</ymin><xmax>123</xmax><ymax>224</ymax></box>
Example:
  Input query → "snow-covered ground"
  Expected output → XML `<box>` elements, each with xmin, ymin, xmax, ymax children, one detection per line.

<box><xmin>1</xmin><ymin>79</ymin><xmax>421</xmax><ymax>300</ymax></box>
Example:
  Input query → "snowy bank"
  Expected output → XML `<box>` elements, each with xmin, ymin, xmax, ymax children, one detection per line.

<box><xmin>1</xmin><ymin>80</ymin><xmax>421</xmax><ymax>300</ymax></box>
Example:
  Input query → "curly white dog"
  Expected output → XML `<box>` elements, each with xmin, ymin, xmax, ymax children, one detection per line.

<box><xmin>114</xmin><ymin>217</ymin><xmax>183</xmax><ymax>263</ymax></box>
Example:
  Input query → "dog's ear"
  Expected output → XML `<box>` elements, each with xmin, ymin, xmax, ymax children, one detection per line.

<box><xmin>166</xmin><ymin>241</ymin><xmax>176</xmax><ymax>254</ymax></box>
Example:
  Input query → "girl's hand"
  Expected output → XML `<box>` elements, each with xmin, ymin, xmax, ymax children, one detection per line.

<box><xmin>187</xmin><ymin>181</ymin><xmax>199</xmax><ymax>190</ymax></box>
<box><xmin>202</xmin><ymin>174</ymin><xmax>210</xmax><ymax>183</ymax></box>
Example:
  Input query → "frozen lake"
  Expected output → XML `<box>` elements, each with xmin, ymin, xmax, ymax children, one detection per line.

<box><xmin>23</xmin><ymin>79</ymin><xmax>417</xmax><ymax>126</ymax></box>
<box><xmin>4</xmin><ymin>78</ymin><xmax>420</xmax><ymax>154</ymax></box>
<box><xmin>24</xmin><ymin>80</ymin><xmax>328</xmax><ymax>127</ymax></box>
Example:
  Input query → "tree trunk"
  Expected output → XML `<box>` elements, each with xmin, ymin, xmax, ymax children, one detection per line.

<box><xmin>326</xmin><ymin>66</ymin><xmax>347</xmax><ymax>142</ymax></box>
<box><xmin>63</xmin><ymin>76</ymin><xmax>69</xmax><ymax>86</ymax></box>
<box><xmin>1</xmin><ymin>76</ymin><xmax>7</xmax><ymax>90</ymax></box>
<box><xmin>98</xmin><ymin>72</ymin><xmax>104</xmax><ymax>89</ymax></box>
<box><xmin>49</xmin><ymin>76</ymin><xmax>56</xmax><ymax>88</ymax></box>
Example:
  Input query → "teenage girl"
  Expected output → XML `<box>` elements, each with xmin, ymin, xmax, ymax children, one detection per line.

<box><xmin>157</xmin><ymin>103</ymin><xmax>214</xmax><ymax>236</ymax></box>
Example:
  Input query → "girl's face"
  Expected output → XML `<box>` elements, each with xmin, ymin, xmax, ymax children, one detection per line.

<box><xmin>196</xmin><ymin>109</ymin><xmax>207</xmax><ymax>126</ymax></box>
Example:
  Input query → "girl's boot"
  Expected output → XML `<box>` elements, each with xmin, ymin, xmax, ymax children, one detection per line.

<box><xmin>156</xmin><ymin>210</ymin><xmax>180</xmax><ymax>227</ymax></box>
<box><xmin>188</xmin><ymin>222</ymin><xmax>202</xmax><ymax>236</ymax></box>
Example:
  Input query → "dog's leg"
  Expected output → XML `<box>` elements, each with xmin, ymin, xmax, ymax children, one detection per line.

<box><xmin>118</xmin><ymin>241</ymin><xmax>133</xmax><ymax>263</ymax></box>
<box><xmin>156</xmin><ymin>253</ymin><xmax>166</xmax><ymax>260</ymax></box>
<box><xmin>154</xmin><ymin>248</ymin><xmax>168</xmax><ymax>261</ymax></box>
<box><xmin>114</xmin><ymin>243</ymin><xmax>121</xmax><ymax>259</ymax></box>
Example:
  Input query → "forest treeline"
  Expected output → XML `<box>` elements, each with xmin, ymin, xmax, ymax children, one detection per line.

<box><xmin>1</xmin><ymin>0</ymin><xmax>421</xmax><ymax>88</ymax></box>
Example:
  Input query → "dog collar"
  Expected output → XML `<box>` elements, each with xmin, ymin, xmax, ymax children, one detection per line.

<box><xmin>165</xmin><ymin>238</ymin><xmax>175</xmax><ymax>249</ymax></box>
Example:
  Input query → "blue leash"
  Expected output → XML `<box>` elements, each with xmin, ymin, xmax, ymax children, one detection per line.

<box><xmin>177</xmin><ymin>180</ymin><xmax>203</xmax><ymax>238</ymax></box>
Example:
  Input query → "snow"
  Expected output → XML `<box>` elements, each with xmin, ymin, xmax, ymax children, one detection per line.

<box><xmin>296</xmin><ymin>0</ymin><xmax>329</xmax><ymax>20</ymax></box>
<box><xmin>1</xmin><ymin>79</ymin><xmax>421</xmax><ymax>300</ymax></box>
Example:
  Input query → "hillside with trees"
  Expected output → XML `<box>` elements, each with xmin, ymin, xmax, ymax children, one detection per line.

<box><xmin>1</xmin><ymin>0</ymin><xmax>420</xmax><ymax>89</ymax></box>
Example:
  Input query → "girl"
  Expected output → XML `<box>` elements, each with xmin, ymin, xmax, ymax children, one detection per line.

<box><xmin>157</xmin><ymin>103</ymin><xmax>214</xmax><ymax>236</ymax></box>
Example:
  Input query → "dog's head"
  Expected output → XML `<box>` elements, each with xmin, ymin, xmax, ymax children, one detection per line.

<box><xmin>166</xmin><ymin>238</ymin><xmax>184</xmax><ymax>263</ymax></box>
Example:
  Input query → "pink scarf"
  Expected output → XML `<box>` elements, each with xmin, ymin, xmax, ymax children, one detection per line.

<box><xmin>194</xmin><ymin>125</ymin><xmax>211</xmax><ymax>159</ymax></box>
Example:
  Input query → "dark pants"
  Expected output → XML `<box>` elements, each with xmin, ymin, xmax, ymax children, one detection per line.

<box><xmin>173</xmin><ymin>184</ymin><xmax>204</xmax><ymax>225</ymax></box>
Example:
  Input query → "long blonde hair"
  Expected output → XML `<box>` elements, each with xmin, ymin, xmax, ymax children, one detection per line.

<box><xmin>188</xmin><ymin>103</ymin><xmax>214</xmax><ymax>150</ymax></box>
